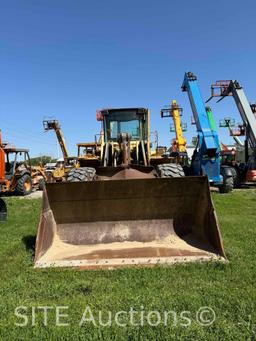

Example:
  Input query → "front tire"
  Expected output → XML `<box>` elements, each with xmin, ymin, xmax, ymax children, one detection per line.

<box><xmin>16</xmin><ymin>174</ymin><xmax>33</xmax><ymax>196</ymax></box>
<box><xmin>219</xmin><ymin>175</ymin><xmax>234</xmax><ymax>193</ymax></box>
<box><xmin>230</xmin><ymin>167</ymin><xmax>241</xmax><ymax>188</ymax></box>
<box><xmin>156</xmin><ymin>163</ymin><xmax>185</xmax><ymax>178</ymax></box>
<box><xmin>67</xmin><ymin>167</ymin><xmax>96</xmax><ymax>182</ymax></box>
<box><xmin>38</xmin><ymin>177</ymin><xmax>45</xmax><ymax>190</ymax></box>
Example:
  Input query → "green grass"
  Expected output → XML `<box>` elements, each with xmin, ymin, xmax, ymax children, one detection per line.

<box><xmin>0</xmin><ymin>190</ymin><xmax>255</xmax><ymax>340</ymax></box>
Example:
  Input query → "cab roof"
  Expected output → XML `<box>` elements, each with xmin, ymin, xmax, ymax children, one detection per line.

<box><xmin>100</xmin><ymin>108</ymin><xmax>148</xmax><ymax>115</ymax></box>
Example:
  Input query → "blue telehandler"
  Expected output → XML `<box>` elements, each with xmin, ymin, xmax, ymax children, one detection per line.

<box><xmin>207</xmin><ymin>79</ymin><xmax>256</xmax><ymax>185</ymax></box>
<box><xmin>182</xmin><ymin>72</ymin><xmax>233</xmax><ymax>193</ymax></box>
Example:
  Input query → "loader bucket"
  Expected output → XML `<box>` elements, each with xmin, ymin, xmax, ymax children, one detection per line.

<box><xmin>35</xmin><ymin>176</ymin><xmax>226</xmax><ymax>269</ymax></box>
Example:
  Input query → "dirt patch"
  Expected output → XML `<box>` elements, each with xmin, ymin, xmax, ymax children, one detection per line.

<box><xmin>36</xmin><ymin>219</ymin><xmax>217</xmax><ymax>267</ymax></box>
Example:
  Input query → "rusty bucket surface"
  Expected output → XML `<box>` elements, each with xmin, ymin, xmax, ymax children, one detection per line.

<box><xmin>34</xmin><ymin>176</ymin><xmax>226</xmax><ymax>269</ymax></box>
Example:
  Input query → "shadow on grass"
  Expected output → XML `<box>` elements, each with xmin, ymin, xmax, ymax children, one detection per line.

<box><xmin>75</xmin><ymin>285</ymin><xmax>92</xmax><ymax>295</ymax></box>
<box><xmin>22</xmin><ymin>235</ymin><xmax>36</xmax><ymax>256</ymax></box>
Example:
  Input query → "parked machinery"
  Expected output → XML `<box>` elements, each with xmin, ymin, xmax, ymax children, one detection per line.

<box><xmin>44</xmin><ymin>111</ymin><xmax>185</xmax><ymax>181</ymax></box>
<box><xmin>219</xmin><ymin>117</ymin><xmax>243</xmax><ymax>147</ymax></box>
<box><xmin>182</xmin><ymin>72</ymin><xmax>234</xmax><ymax>193</ymax></box>
<box><xmin>160</xmin><ymin>100</ymin><xmax>188</xmax><ymax>165</ymax></box>
<box><xmin>207</xmin><ymin>79</ymin><xmax>256</xmax><ymax>185</ymax></box>
<box><xmin>43</xmin><ymin>120</ymin><xmax>69</xmax><ymax>160</ymax></box>
<box><xmin>43</xmin><ymin>119</ymin><xmax>101</xmax><ymax>181</ymax></box>
<box><xmin>0</xmin><ymin>131</ymin><xmax>45</xmax><ymax>196</ymax></box>
<box><xmin>219</xmin><ymin>118</ymin><xmax>245</xmax><ymax>181</ymax></box>
<box><xmin>43</xmin><ymin>120</ymin><xmax>76</xmax><ymax>181</ymax></box>
<box><xmin>35</xmin><ymin>106</ymin><xmax>226</xmax><ymax>269</ymax></box>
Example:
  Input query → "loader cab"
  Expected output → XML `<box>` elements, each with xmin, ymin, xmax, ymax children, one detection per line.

<box><xmin>96</xmin><ymin>108</ymin><xmax>150</xmax><ymax>166</ymax></box>
<box><xmin>97</xmin><ymin>108</ymin><xmax>149</xmax><ymax>143</ymax></box>
<box><xmin>4</xmin><ymin>148</ymin><xmax>31</xmax><ymax>180</ymax></box>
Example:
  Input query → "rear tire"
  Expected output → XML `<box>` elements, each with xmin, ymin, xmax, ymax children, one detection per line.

<box><xmin>45</xmin><ymin>171</ymin><xmax>54</xmax><ymax>183</ymax></box>
<box><xmin>219</xmin><ymin>175</ymin><xmax>234</xmax><ymax>193</ymax></box>
<box><xmin>230</xmin><ymin>167</ymin><xmax>241</xmax><ymax>188</ymax></box>
<box><xmin>156</xmin><ymin>163</ymin><xmax>185</xmax><ymax>178</ymax></box>
<box><xmin>67</xmin><ymin>167</ymin><xmax>96</xmax><ymax>182</ymax></box>
<box><xmin>16</xmin><ymin>174</ymin><xmax>32</xmax><ymax>196</ymax></box>
<box><xmin>38</xmin><ymin>177</ymin><xmax>45</xmax><ymax>190</ymax></box>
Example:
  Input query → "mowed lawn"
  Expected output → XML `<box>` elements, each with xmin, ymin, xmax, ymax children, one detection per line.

<box><xmin>0</xmin><ymin>190</ymin><xmax>255</xmax><ymax>340</ymax></box>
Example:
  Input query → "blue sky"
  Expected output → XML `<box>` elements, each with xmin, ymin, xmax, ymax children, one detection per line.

<box><xmin>0</xmin><ymin>0</ymin><xmax>255</xmax><ymax>157</ymax></box>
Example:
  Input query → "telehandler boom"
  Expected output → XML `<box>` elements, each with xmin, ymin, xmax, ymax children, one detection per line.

<box><xmin>207</xmin><ymin>79</ymin><xmax>256</xmax><ymax>183</ymax></box>
<box><xmin>43</xmin><ymin>120</ymin><xmax>69</xmax><ymax>161</ymax></box>
<box><xmin>182</xmin><ymin>72</ymin><xmax>233</xmax><ymax>192</ymax></box>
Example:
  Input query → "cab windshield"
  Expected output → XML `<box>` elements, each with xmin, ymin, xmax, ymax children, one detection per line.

<box><xmin>105</xmin><ymin>111</ymin><xmax>142</xmax><ymax>141</ymax></box>
<box><xmin>109</xmin><ymin>120</ymin><xmax>140</xmax><ymax>139</ymax></box>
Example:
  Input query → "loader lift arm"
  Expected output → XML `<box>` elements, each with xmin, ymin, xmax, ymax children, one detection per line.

<box><xmin>181</xmin><ymin>72</ymin><xmax>224</xmax><ymax>186</ymax></box>
<box><xmin>43</xmin><ymin>120</ymin><xmax>69</xmax><ymax>161</ymax></box>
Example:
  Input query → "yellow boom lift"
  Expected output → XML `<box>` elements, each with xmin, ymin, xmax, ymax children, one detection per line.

<box><xmin>43</xmin><ymin>120</ymin><xmax>75</xmax><ymax>181</ymax></box>
<box><xmin>161</xmin><ymin>100</ymin><xmax>188</xmax><ymax>162</ymax></box>
<box><xmin>43</xmin><ymin>120</ymin><xmax>69</xmax><ymax>161</ymax></box>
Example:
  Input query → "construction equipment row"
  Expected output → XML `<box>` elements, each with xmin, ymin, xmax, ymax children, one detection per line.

<box><xmin>34</xmin><ymin>71</ymin><xmax>255</xmax><ymax>269</ymax></box>
<box><xmin>1</xmin><ymin>70</ymin><xmax>255</xmax><ymax>270</ymax></box>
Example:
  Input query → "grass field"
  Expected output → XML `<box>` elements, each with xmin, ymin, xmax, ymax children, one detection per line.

<box><xmin>0</xmin><ymin>190</ymin><xmax>255</xmax><ymax>340</ymax></box>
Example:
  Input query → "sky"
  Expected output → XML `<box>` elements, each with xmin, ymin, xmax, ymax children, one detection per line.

<box><xmin>0</xmin><ymin>0</ymin><xmax>255</xmax><ymax>157</ymax></box>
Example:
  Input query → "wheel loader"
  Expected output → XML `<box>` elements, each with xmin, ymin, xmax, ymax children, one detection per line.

<box><xmin>0</xmin><ymin>131</ymin><xmax>46</xmax><ymax>196</ymax></box>
<box><xmin>35</xmin><ymin>108</ymin><xmax>226</xmax><ymax>268</ymax></box>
